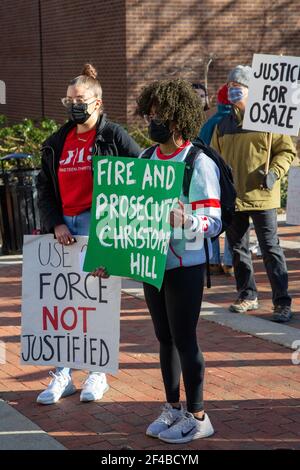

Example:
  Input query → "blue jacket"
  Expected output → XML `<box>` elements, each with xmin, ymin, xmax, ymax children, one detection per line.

<box><xmin>199</xmin><ymin>104</ymin><xmax>232</xmax><ymax>145</ymax></box>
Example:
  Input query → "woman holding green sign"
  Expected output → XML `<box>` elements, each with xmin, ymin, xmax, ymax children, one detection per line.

<box><xmin>135</xmin><ymin>79</ymin><xmax>222</xmax><ymax>444</ymax></box>
<box><xmin>36</xmin><ymin>63</ymin><xmax>141</xmax><ymax>405</ymax></box>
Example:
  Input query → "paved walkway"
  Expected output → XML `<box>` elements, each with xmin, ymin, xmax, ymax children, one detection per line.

<box><xmin>0</xmin><ymin>399</ymin><xmax>65</xmax><ymax>450</ymax></box>
<box><xmin>205</xmin><ymin>220</ymin><xmax>300</xmax><ymax>329</ymax></box>
<box><xmin>0</xmin><ymin>221</ymin><xmax>300</xmax><ymax>450</ymax></box>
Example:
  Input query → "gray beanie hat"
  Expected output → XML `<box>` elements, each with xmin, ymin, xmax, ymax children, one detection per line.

<box><xmin>228</xmin><ymin>65</ymin><xmax>252</xmax><ymax>87</ymax></box>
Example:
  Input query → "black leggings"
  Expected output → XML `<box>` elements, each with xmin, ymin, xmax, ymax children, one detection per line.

<box><xmin>143</xmin><ymin>264</ymin><xmax>206</xmax><ymax>413</ymax></box>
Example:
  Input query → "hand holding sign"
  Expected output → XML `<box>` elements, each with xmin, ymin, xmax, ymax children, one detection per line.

<box><xmin>54</xmin><ymin>224</ymin><xmax>76</xmax><ymax>245</ymax></box>
<box><xmin>258</xmin><ymin>169</ymin><xmax>278</xmax><ymax>190</ymax></box>
<box><xmin>83</xmin><ymin>156</ymin><xmax>185</xmax><ymax>289</ymax></box>
<box><xmin>170</xmin><ymin>200</ymin><xmax>187</xmax><ymax>228</ymax></box>
<box><xmin>21</xmin><ymin>235</ymin><xmax>121</xmax><ymax>373</ymax></box>
<box><xmin>91</xmin><ymin>266</ymin><xmax>110</xmax><ymax>279</ymax></box>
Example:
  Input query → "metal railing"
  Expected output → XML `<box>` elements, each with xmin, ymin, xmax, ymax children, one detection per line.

<box><xmin>0</xmin><ymin>154</ymin><xmax>40</xmax><ymax>254</ymax></box>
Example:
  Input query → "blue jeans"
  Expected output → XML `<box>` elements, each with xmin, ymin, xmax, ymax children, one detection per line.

<box><xmin>210</xmin><ymin>236</ymin><xmax>233</xmax><ymax>266</ymax></box>
<box><xmin>56</xmin><ymin>210</ymin><xmax>95</xmax><ymax>377</ymax></box>
<box><xmin>63</xmin><ymin>210</ymin><xmax>91</xmax><ymax>236</ymax></box>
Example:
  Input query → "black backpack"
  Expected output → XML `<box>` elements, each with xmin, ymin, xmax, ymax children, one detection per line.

<box><xmin>141</xmin><ymin>141</ymin><xmax>236</xmax><ymax>287</ymax></box>
<box><xmin>186</xmin><ymin>140</ymin><xmax>236</xmax><ymax>236</ymax></box>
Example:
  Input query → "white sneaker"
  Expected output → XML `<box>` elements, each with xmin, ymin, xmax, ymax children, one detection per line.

<box><xmin>36</xmin><ymin>371</ymin><xmax>76</xmax><ymax>405</ymax></box>
<box><xmin>158</xmin><ymin>411</ymin><xmax>214</xmax><ymax>444</ymax></box>
<box><xmin>80</xmin><ymin>372</ymin><xmax>109</xmax><ymax>402</ymax></box>
<box><xmin>146</xmin><ymin>403</ymin><xmax>184</xmax><ymax>438</ymax></box>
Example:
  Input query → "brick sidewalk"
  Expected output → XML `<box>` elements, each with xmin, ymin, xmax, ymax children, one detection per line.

<box><xmin>1</xmin><ymin>262</ymin><xmax>300</xmax><ymax>450</ymax></box>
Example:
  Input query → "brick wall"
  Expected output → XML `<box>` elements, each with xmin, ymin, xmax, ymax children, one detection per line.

<box><xmin>126</xmin><ymin>0</ymin><xmax>300</xmax><ymax>124</ymax></box>
<box><xmin>0</xmin><ymin>0</ymin><xmax>127</xmax><ymax>125</ymax></box>
<box><xmin>0</xmin><ymin>0</ymin><xmax>42</xmax><ymax>121</ymax></box>
<box><xmin>0</xmin><ymin>0</ymin><xmax>299</xmax><ymax>127</ymax></box>
<box><xmin>40</xmin><ymin>0</ymin><xmax>127</xmax><ymax>124</ymax></box>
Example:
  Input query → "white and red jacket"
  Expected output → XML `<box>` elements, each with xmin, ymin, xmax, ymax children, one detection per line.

<box><xmin>141</xmin><ymin>142</ymin><xmax>222</xmax><ymax>269</ymax></box>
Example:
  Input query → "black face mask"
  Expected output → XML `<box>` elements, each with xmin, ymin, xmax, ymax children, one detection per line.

<box><xmin>148</xmin><ymin>119</ymin><xmax>172</xmax><ymax>144</ymax></box>
<box><xmin>67</xmin><ymin>103</ymin><xmax>92</xmax><ymax>124</ymax></box>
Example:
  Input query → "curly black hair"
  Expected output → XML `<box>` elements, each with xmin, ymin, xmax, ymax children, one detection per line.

<box><xmin>136</xmin><ymin>79</ymin><xmax>205</xmax><ymax>141</ymax></box>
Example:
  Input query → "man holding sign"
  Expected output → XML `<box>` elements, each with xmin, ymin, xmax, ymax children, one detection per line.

<box><xmin>211</xmin><ymin>62</ymin><xmax>297</xmax><ymax>323</ymax></box>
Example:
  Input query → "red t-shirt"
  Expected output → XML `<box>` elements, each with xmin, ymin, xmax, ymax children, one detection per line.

<box><xmin>58</xmin><ymin>127</ymin><xmax>96</xmax><ymax>216</ymax></box>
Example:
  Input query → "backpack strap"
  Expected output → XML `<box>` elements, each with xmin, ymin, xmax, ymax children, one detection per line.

<box><xmin>193</xmin><ymin>139</ymin><xmax>217</xmax><ymax>163</ymax></box>
<box><xmin>141</xmin><ymin>144</ymin><xmax>201</xmax><ymax>189</ymax></box>
<box><xmin>141</xmin><ymin>144</ymin><xmax>201</xmax><ymax>193</ymax></box>
<box><xmin>182</xmin><ymin>145</ymin><xmax>201</xmax><ymax>197</ymax></box>
<box><xmin>140</xmin><ymin>145</ymin><xmax>158</xmax><ymax>159</ymax></box>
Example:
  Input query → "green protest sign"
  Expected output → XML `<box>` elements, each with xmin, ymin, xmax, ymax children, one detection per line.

<box><xmin>83</xmin><ymin>156</ymin><xmax>185</xmax><ymax>289</ymax></box>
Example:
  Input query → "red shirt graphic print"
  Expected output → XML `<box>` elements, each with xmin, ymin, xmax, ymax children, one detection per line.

<box><xmin>58</xmin><ymin>127</ymin><xmax>96</xmax><ymax>216</ymax></box>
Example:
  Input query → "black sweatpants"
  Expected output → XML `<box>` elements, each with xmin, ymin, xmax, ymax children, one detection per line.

<box><xmin>226</xmin><ymin>209</ymin><xmax>291</xmax><ymax>306</ymax></box>
<box><xmin>143</xmin><ymin>264</ymin><xmax>206</xmax><ymax>413</ymax></box>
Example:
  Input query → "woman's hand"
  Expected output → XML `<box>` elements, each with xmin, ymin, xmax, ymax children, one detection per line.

<box><xmin>91</xmin><ymin>267</ymin><xmax>110</xmax><ymax>279</ymax></box>
<box><xmin>54</xmin><ymin>224</ymin><xmax>75</xmax><ymax>245</ymax></box>
<box><xmin>169</xmin><ymin>200</ymin><xmax>190</xmax><ymax>228</ymax></box>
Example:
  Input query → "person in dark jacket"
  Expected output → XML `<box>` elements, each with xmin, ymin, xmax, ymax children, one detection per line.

<box><xmin>36</xmin><ymin>63</ymin><xmax>141</xmax><ymax>405</ymax></box>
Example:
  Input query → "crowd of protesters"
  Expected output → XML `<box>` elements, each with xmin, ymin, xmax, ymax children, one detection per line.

<box><xmin>35</xmin><ymin>62</ymin><xmax>297</xmax><ymax>444</ymax></box>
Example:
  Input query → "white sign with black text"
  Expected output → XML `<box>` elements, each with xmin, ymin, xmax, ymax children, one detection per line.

<box><xmin>243</xmin><ymin>54</ymin><xmax>300</xmax><ymax>136</ymax></box>
<box><xmin>21</xmin><ymin>235</ymin><xmax>121</xmax><ymax>373</ymax></box>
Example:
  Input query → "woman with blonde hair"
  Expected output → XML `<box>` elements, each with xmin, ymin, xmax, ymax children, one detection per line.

<box><xmin>36</xmin><ymin>63</ymin><xmax>141</xmax><ymax>404</ymax></box>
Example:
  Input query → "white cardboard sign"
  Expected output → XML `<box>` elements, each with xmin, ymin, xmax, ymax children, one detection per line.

<box><xmin>21</xmin><ymin>235</ymin><xmax>121</xmax><ymax>373</ymax></box>
<box><xmin>243</xmin><ymin>54</ymin><xmax>300</xmax><ymax>136</ymax></box>
<box><xmin>286</xmin><ymin>167</ymin><xmax>300</xmax><ymax>226</ymax></box>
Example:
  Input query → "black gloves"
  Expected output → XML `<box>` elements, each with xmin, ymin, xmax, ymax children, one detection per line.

<box><xmin>259</xmin><ymin>169</ymin><xmax>278</xmax><ymax>190</ymax></box>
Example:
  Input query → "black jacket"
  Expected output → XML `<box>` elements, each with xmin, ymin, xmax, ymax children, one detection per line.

<box><xmin>37</xmin><ymin>114</ymin><xmax>141</xmax><ymax>233</ymax></box>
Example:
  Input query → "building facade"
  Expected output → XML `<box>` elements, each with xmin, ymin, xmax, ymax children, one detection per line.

<box><xmin>0</xmin><ymin>0</ymin><xmax>299</xmax><ymax>126</ymax></box>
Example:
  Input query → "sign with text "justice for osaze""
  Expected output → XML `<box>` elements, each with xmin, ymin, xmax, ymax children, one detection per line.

<box><xmin>243</xmin><ymin>54</ymin><xmax>300</xmax><ymax>136</ymax></box>
<box><xmin>21</xmin><ymin>235</ymin><xmax>121</xmax><ymax>373</ymax></box>
<box><xmin>83</xmin><ymin>156</ymin><xmax>185</xmax><ymax>290</ymax></box>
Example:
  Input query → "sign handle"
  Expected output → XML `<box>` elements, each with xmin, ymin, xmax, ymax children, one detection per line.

<box><xmin>264</xmin><ymin>132</ymin><xmax>272</xmax><ymax>174</ymax></box>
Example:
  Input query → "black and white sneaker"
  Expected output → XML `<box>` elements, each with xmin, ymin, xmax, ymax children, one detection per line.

<box><xmin>158</xmin><ymin>411</ymin><xmax>214</xmax><ymax>444</ymax></box>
